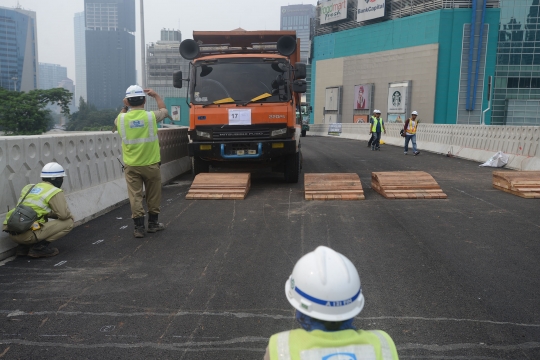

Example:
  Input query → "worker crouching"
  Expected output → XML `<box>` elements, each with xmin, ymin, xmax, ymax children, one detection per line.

<box><xmin>3</xmin><ymin>162</ymin><xmax>74</xmax><ymax>258</ymax></box>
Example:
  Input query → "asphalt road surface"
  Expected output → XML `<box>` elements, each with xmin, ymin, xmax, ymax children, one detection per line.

<box><xmin>1</xmin><ymin>136</ymin><xmax>539</xmax><ymax>359</ymax></box>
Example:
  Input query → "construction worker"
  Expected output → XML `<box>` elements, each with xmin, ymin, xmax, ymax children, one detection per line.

<box><xmin>116</xmin><ymin>85</ymin><xmax>169</xmax><ymax>238</ymax></box>
<box><xmin>403</xmin><ymin>111</ymin><xmax>420</xmax><ymax>156</ymax></box>
<box><xmin>2</xmin><ymin>162</ymin><xmax>74</xmax><ymax>258</ymax></box>
<box><xmin>264</xmin><ymin>246</ymin><xmax>399</xmax><ymax>360</ymax></box>
<box><xmin>369</xmin><ymin>110</ymin><xmax>386</xmax><ymax>151</ymax></box>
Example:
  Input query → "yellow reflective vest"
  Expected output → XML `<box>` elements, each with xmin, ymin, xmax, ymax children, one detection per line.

<box><xmin>3</xmin><ymin>182</ymin><xmax>62</xmax><ymax>225</ymax></box>
<box><xmin>371</xmin><ymin>117</ymin><xmax>384</xmax><ymax>133</ymax></box>
<box><xmin>117</xmin><ymin>110</ymin><xmax>161</xmax><ymax>166</ymax></box>
<box><xmin>269</xmin><ymin>329</ymin><xmax>399</xmax><ymax>360</ymax></box>
<box><xmin>405</xmin><ymin>119</ymin><xmax>417</xmax><ymax>135</ymax></box>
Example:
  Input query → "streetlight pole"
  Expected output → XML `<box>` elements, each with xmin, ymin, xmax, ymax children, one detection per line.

<box><xmin>140</xmin><ymin>0</ymin><xmax>146</xmax><ymax>89</ymax></box>
<box><xmin>11</xmin><ymin>76</ymin><xmax>18</xmax><ymax>92</ymax></box>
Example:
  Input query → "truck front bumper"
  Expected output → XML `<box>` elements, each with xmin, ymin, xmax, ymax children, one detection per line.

<box><xmin>188</xmin><ymin>139</ymin><xmax>296</xmax><ymax>161</ymax></box>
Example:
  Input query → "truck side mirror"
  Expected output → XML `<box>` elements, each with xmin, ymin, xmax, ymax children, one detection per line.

<box><xmin>173</xmin><ymin>71</ymin><xmax>183</xmax><ymax>89</ymax></box>
<box><xmin>294</xmin><ymin>63</ymin><xmax>306</xmax><ymax>80</ymax></box>
<box><xmin>293</xmin><ymin>79</ymin><xmax>307</xmax><ymax>93</ymax></box>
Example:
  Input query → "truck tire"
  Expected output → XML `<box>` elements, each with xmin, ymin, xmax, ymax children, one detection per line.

<box><xmin>192</xmin><ymin>156</ymin><xmax>209</xmax><ymax>176</ymax></box>
<box><xmin>301</xmin><ymin>129</ymin><xmax>307</xmax><ymax>137</ymax></box>
<box><xmin>284</xmin><ymin>151</ymin><xmax>300</xmax><ymax>183</ymax></box>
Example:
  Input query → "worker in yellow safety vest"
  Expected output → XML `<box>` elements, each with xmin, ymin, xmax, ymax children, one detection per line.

<box><xmin>369</xmin><ymin>110</ymin><xmax>386</xmax><ymax>151</ymax></box>
<box><xmin>264</xmin><ymin>246</ymin><xmax>399</xmax><ymax>360</ymax></box>
<box><xmin>403</xmin><ymin>111</ymin><xmax>420</xmax><ymax>156</ymax></box>
<box><xmin>115</xmin><ymin>85</ymin><xmax>169</xmax><ymax>238</ymax></box>
<box><xmin>3</xmin><ymin>162</ymin><xmax>74</xmax><ymax>258</ymax></box>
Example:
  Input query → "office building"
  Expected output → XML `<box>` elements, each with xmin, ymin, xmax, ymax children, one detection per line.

<box><xmin>310</xmin><ymin>0</ymin><xmax>501</xmax><ymax>125</ymax></box>
<box><xmin>38</xmin><ymin>63</ymin><xmax>67</xmax><ymax>90</ymax></box>
<box><xmin>84</xmin><ymin>0</ymin><xmax>136</xmax><ymax>110</ymax></box>
<box><xmin>280</xmin><ymin>4</ymin><xmax>316</xmax><ymax>63</ymax></box>
<box><xmin>0</xmin><ymin>5</ymin><xmax>38</xmax><ymax>92</ymax></box>
<box><xmin>492</xmin><ymin>0</ymin><xmax>540</xmax><ymax>125</ymax></box>
<box><xmin>74</xmin><ymin>12</ymin><xmax>87</xmax><ymax>108</ymax></box>
<box><xmin>146</xmin><ymin>29</ymin><xmax>190</xmax><ymax>125</ymax></box>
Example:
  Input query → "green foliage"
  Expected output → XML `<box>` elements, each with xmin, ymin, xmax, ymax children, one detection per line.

<box><xmin>66</xmin><ymin>97</ymin><xmax>120</xmax><ymax>132</ymax></box>
<box><xmin>0</xmin><ymin>87</ymin><xmax>72</xmax><ymax>135</ymax></box>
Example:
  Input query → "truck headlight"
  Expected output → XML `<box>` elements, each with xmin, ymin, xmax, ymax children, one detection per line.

<box><xmin>196</xmin><ymin>130</ymin><xmax>211</xmax><ymax>139</ymax></box>
<box><xmin>271</xmin><ymin>128</ymin><xmax>287</xmax><ymax>137</ymax></box>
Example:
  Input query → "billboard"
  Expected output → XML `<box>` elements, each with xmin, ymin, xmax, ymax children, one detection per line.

<box><xmin>354</xmin><ymin>115</ymin><xmax>369</xmax><ymax>123</ymax></box>
<box><xmin>357</xmin><ymin>0</ymin><xmax>385</xmax><ymax>22</ymax></box>
<box><xmin>325</xmin><ymin>87</ymin><xmax>340</xmax><ymax>111</ymax></box>
<box><xmin>387</xmin><ymin>81</ymin><xmax>410</xmax><ymax>114</ymax></box>
<box><xmin>171</xmin><ymin>105</ymin><xmax>180</xmax><ymax>121</ymax></box>
<box><xmin>320</xmin><ymin>0</ymin><xmax>348</xmax><ymax>25</ymax></box>
<box><xmin>387</xmin><ymin>114</ymin><xmax>405</xmax><ymax>123</ymax></box>
<box><xmin>353</xmin><ymin>84</ymin><xmax>372</xmax><ymax>110</ymax></box>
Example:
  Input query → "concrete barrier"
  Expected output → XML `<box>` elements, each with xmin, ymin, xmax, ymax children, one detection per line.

<box><xmin>308</xmin><ymin>124</ymin><xmax>540</xmax><ymax>171</ymax></box>
<box><xmin>0</xmin><ymin>128</ymin><xmax>190</xmax><ymax>260</ymax></box>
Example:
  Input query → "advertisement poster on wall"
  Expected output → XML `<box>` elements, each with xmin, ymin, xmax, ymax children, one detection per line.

<box><xmin>171</xmin><ymin>105</ymin><xmax>180</xmax><ymax>121</ymax></box>
<box><xmin>353</xmin><ymin>84</ymin><xmax>372</xmax><ymax>110</ymax></box>
<box><xmin>387</xmin><ymin>81</ymin><xmax>410</xmax><ymax>114</ymax></box>
<box><xmin>354</xmin><ymin>115</ymin><xmax>369</xmax><ymax>123</ymax></box>
<box><xmin>357</xmin><ymin>0</ymin><xmax>385</xmax><ymax>22</ymax></box>
<box><xmin>387</xmin><ymin>114</ymin><xmax>405</xmax><ymax>123</ymax></box>
<box><xmin>325</xmin><ymin>87</ymin><xmax>340</xmax><ymax>111</ymax></box>
<box><xmin>320</xmin><ymin>0</ymin><xmax>348</xmax><ymax>25</ymax></box>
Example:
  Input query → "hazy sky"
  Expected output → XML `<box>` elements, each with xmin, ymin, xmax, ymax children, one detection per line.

<box><xmin>1</xmin><ymin>0</ymin><xmax>317</xmax><ymax>85</ymax></box>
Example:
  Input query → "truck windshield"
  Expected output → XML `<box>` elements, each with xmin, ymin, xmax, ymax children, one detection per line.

<box><xmin>192</xmin><ymin>58</ymin><xmax>290</xmax><ymax>105</ymax></box>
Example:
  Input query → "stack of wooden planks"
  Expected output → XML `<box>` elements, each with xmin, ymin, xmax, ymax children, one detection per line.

<box><xmin>371</xmin><ymin>171</ymin><xmax>447</xmax><ymax>199</ymax></box>
<box><xmin>492</xmin><ymin>171</ymin><xmax>540</xmax><ymax>198</ymax></box>
<box><xmin>186</xmin><ymin>173</ymin><xmax>251</xmax><ymax>200</ymax></box>
<box><xmin>304</xmin><ymin>173</ymin><xmax>365</xmax><ymax>200</ymax></box>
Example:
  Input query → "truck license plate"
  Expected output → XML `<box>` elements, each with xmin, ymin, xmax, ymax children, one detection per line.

<box><xmin>236</xmin><ymin>150</ymin><xmax>245</xmax><ymax>155</ymax></box>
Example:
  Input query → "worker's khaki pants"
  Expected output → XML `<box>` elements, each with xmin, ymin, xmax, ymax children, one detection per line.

<box><xmin>124</xmin><ymin>163</ymin><xmax>162</xmax><ymax>218</ymax></box>
<box><xmin>9</xmin><ymin>218</ymin><xmax>74</xmax><ymax>245</ymax></box>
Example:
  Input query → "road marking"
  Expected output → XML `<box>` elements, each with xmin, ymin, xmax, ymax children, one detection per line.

<box><xmin>39</xmin><ymin>335</ymin><xmax>68</xmax><ymax>337</ymax></box>
<box><xmin>99</xmin><ymin>325</ymin><xmax>115</xmax><ymax>332</ymax></box>
<box><xmin>53</xmin><ymin>261</ymin><xmax>67</xmax><ymax>267</ymax></box>
<box><xmin>1</xmin><ymin>310</ymin><xmax>539</xmax><ymax>328</ymax></box>
<box><xmin>119</xmin><ymin>225</ymin><xmax>128</xmax><ymax>230</ymax></box>
<box><xmin>92</xmin><ymin>240</ymin><xmax>104</xmax><ymax>245</ymax></box>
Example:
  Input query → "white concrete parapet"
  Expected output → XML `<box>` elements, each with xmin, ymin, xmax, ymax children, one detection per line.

<box><xmin>308</xmin><ymin>124</ymin><xmax>540</xmax><ymax>171</ymax></box>
<box><xmin>0</xmin><ymin>128</ymin><xmax>190</xmax><ymax>259</ymax></box>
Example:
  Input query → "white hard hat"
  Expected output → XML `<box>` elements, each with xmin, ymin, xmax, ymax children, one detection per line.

<box><xmin>374</xmin><ymin>109</ymin><xmax>381</xmax><ymax>114</ymax></box>
<box><xmin>41</xmin><ymin>162</ymin><xmax>67</xmax><ymax>178</ymax></box>
<box><xmin>285</xmin><ymin>246</ymin><xmax>365</xmax><ymax>322</ymax></box>
<box><xmin>411</xmin><ymin>111</ymin><xmax>418</xmax><ymax>115</ymax></box>
<box><xmin>125</xmin><ymin>85</ymin><xmax>145</xmax><ymax>98</ymax></box>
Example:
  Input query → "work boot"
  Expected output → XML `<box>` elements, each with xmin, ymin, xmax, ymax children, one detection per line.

<box><xmin>147</xmin><ymin>214</ymin><xmax>165</xmax><ymax>233</ymax></box>
<box><xmin>133</xmin><ymin>217</ymin><xmax>145</xmax><ymax>238</ymax></box>
<box><xmin>28</xmin><ymin>241</ymin><xmax>59</xmax><ymax>258</ymax></box>
<box><xmin>15</xmin><ymin>244</ymin><xmax>31</xmax><ymax>257</ymax></box>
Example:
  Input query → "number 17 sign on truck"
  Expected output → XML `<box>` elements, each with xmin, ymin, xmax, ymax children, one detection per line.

<box><xmin>173</xmin><ymin>30</ymin><xmax>307</xmax><ymax>183</ymax></box>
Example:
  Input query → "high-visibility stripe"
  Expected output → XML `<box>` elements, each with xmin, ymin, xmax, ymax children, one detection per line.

<box><xmin>24</xmin><ymin>199</ymin><xmax>51</xmax><ymax>213</ymax></box>
<box><xmin>370</xmin><ymin>330</ymin><xmax>394</xmax><ymax>360</ymax></box>
<box><xmin>276</xmin><ymin>331</ymin><xmax>291</xmax><ymax>360</ymax></box>
<box><xmin>119</xmin><ymin>112</ymin><xmax>157</xmax><ymax>145</ymax></box>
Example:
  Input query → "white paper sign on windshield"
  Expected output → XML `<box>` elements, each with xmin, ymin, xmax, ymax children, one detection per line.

<box><xmin>229</xmin><ymin>109</ymin><xmax>251</xmax><ymax>125</ymax></box>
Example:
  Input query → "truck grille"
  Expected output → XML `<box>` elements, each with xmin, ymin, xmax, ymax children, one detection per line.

<box><xmin>212</xmin><ymin>127</ymin><xmax>272</xmax><ymax>139</ymax></box>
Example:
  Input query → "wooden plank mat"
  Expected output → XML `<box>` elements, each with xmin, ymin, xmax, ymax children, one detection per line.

<box><xmin>305</xmin><ymin>173</ymin><xmax>365</xmax><ymax>200</ymax></box>
<box><xmin>186</xmin><ymin>173</ymin><xmax>251</xmax><ymax>200</ymax></box>
<box><xmin>493</xmin><ymin>171</ymin><xmax>540</xmax><ymax>199</ymax></box>
<box><xmin>372</xmin><ymin>171</ymin><xmax>447</xmax><ymax>199</ymax></box>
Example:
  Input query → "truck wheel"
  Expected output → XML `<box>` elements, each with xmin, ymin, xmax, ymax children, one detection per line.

<box><xmin>284</xmin><ymin>151</ymin><xmax>300</xmax><ymax>183</ymax></box>
<box><xmin>301</xmin><ymin>129</ymin><xmax>306</xmax><ymax>137</ymax></box>
<box><xmin>192</xmin><ymin>156</ymin><xmax>209</xmax><ymax>176</ymax></box>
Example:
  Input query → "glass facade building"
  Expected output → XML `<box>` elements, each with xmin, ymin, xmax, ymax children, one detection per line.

<box><xmin>38</xmin><ymin>63</ymin><xmax>67</xmax><ymax>90</ymax></box>
<box><xmin>280</xmin><ymin>4</ymin><xmax>316</xmax><ymax>63</ymax></box>
<box><xmin>0</xmin><ymin>6</ymin><xmax>38</xmax><ymax>92</ymax></box>
<box><xmin>493</xmin><ymin>0</ymin><xmax>540</xmax><ymax>125</ymax></box>
<box><xmin>84</xmin><ymin>0</ymin><xmax>136</xmax><ymax>110</ymax></box>
<box><xmin>74</xmin><ymin>12</ymin><xmax>87</xmax><ymax>108</ymax></box>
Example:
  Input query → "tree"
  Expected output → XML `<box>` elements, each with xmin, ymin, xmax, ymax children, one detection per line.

<box><xmin>66</xmin><ymin>97</ymin><xmax>120</xmax><ymax>131</ymax></box>
<box><xmin>0</xmin><ymin>87</ymin><xmax>72</xmax><ymax>135</ymax></box>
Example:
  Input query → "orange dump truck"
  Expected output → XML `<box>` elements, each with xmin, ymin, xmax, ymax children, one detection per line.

<box><xmin>173</xmin><ymin>30</ymin><xmax>307</xmax><ymax>183</ymax></box>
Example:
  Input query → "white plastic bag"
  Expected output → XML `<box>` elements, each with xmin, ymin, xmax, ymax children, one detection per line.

<box><xmin>479</xmin><ymin>151</ymin><xmax>509</xmax><ymax>167</ymax></box>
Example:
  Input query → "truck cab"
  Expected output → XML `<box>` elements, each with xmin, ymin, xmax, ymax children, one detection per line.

<box><xmin>173</xmin><ymin>31</ymin><xmax>306</xmax><ymax>183</ymax></box>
